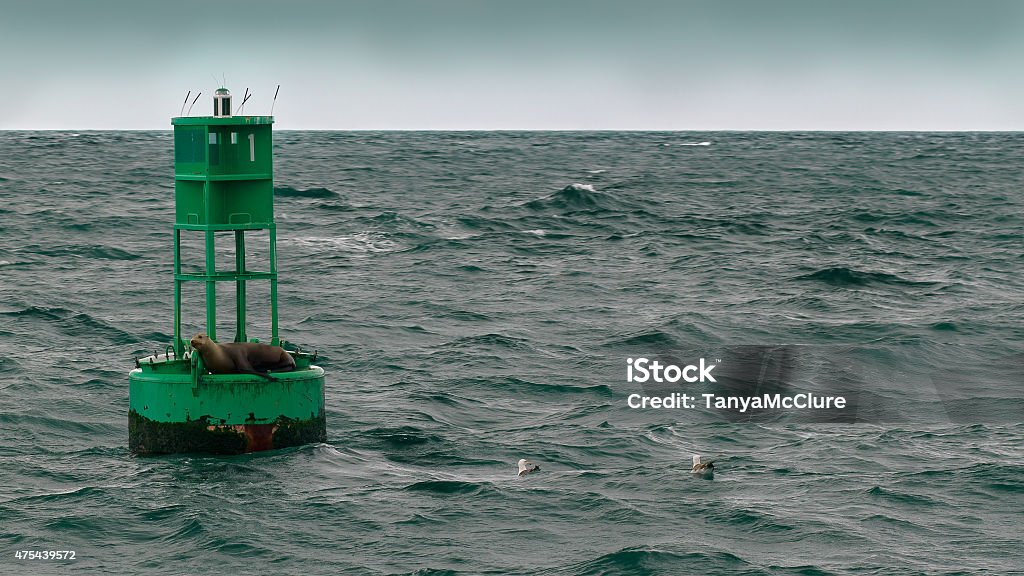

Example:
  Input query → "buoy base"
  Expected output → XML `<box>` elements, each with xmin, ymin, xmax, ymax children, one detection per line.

<box><xmin>128</xmin><ymin>356</ymin><xmax>326</xmax><ymax>455</ymax></box>
<box><xmin>129</xmin><ymin>410</ymin><xmax>325</xmax><ymax>455</ymax></box>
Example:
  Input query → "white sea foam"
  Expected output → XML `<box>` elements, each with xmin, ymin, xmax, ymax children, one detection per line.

<box><xmin>566</xmin><ymin>183</ymin><xmax>596</xmax><ymax>192</ymax></box>
<box><xmin>443</xmin><ymin>233</ymin><xmax>478</xmax><ymax>240</ymax></box>
<box><xmin>678</xmin><ymin>142</ymin><xmax>711</xmax><ymax>146</ymax></box>
<box><xmin>586</xmin><ymin>169</ymin><xmax>607</xmax><ymax>174</ymax></box>
<box><xmin>285</xmin><ymin>232</ymin><xmax>399</xmax><ymax>254</ymax></box>
<box><xmin>525</xmin><ymin>229</ymin><xmax>546</xmax><ymax>237</ymax></box>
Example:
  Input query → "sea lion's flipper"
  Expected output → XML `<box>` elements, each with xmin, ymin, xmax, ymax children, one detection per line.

<box><xmin>234</xmin><ymin>356</ymin><xmax>276</xmax><ymax>379</ymax></box>
<box><xmin>260</xmin><ymin>357</ymin><xmax>296</xmax><ymax>372</ymax></box>
<box><xmin>276</xmin><ymin>351</ymin><xmax>297</xmax><ymax>372</ymax></box>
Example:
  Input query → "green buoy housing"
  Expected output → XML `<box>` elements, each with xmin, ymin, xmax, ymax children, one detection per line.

<box><xmin>129</xmin><ymin>88</ymin><xmax>326</xmax><ymax>454</ymax></box>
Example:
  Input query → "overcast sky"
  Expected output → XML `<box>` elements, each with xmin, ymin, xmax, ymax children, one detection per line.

<box><xmin>1</xmin><ymin>0</ymin><xmax>1022</xmax><ymax>130</ymax></box>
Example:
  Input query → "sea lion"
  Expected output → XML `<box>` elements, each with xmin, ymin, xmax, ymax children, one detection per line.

<box><xmin>518</xmin><ymin>459</ymin><xmax>540</xmax><ymax>476</ymax></box>
<box><xmin>691</xmin><ymin>454</ymin><xmax>714</xmax><ymax>478</ymax></box>
<box><xmin>190</xmin><ymin>333</ymin><xmax>296</xmax><ymax>380</ymax></box>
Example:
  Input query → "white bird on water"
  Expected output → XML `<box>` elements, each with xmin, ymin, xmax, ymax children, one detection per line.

<box><xmin>518</xmin><ymin>459</ymin><xmax>540</xmax><ymax>476</ymax></box>
<box><xmin>691</xmin><ymin>455</ymin><xmax>714</xmax><ymax>478</ymax></box>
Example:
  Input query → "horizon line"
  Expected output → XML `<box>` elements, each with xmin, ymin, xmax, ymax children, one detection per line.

<box><xmin>2</xmin><ymin>128</ymin><xmax>1023</xmax><ymax>133</ymax></box>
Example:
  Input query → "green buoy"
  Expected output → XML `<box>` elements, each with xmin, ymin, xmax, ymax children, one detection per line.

<box><xmin>129</xmin><ymin>87</ymin><xmax>326</xmax><ymax>454</ymax></box>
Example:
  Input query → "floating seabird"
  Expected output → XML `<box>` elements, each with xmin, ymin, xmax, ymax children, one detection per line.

<box><xmin>691</xmin><ymin>454</ymin><xmax>714</xmax><ymax>478</ymax></box>
<box><xmin>518</xmin><ymin>458</ymin><xmax>540</xmax><ymax>476</ymax></box>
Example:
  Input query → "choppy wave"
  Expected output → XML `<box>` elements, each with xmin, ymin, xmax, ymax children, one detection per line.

<box><xmin>0</xmin><ymin>305</ymin><xmax>135</xmax><ymax>342</ymax></box>
<box><xmin>795</xmin><ymin>266</ymin><xmax>937</xmax><ymax>287</ymax></box>
<box><xmin>557</xmin><ymin>547</ymin><xmax>751</xmax><ymax>575</ymax></box>
<box><xmin>1</xmin><ymin>131</ymin><xmax>1022</xmax><ymax>574</ymax></box>
<box><xmin>403</xmin><ymin>479</ymin><xmax>495</xmax><ymax>495</ymax></box>
<box><xmin>526</xmin><ymin>183</ymin><xmax>624</xmax><ymax>212</ymax></box>
<box><xmin>283</xmin><ymin>232</ymin><xmax>401</xmax><ymax>254</ymax></box>
<box><xmin>19</xmin><ymin>245</ymin><xmax>142</xmax><ymax>261</ymax></box>
<box><xmin>274</xmin><ymin>185</ymin><xmax>339</xmax><ymax>198</ymax></box>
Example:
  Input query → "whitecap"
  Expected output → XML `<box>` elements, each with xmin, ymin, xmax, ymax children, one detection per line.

<box><xmin>566</xmin><ymin>183</ymin><xmax>596</xmax><ymax>193</ymax></box>
<box><xmin>284</xmin><ymin>232</ymin><xmax>399</xmax><ymax>254</ymax></box>
<box><xmin>678</xmin><ymin>142</ymin><xmax>711</xmax><ymax>146</ymax></box>
<box><xmin>442</xmin><ymin>231</ymin><xmax>480</xmax><ymax>240</ymax></box>
<box><xmin>524</xmin><ymin>229</ymin><xmax>546</xmax><ymax>237</ymax></box>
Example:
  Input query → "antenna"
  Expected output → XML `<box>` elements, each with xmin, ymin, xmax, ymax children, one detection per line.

<box><xmin>179</xmin><ymin>91</ymin><xmax>191</xmax><ymax>116</ymax></box>
<box><xmin>270</xmin><ymin>84</ymin><xmax>280</xmax><ymax>115</ymax></box>
<box><xmin>211</xmin><ymin>73</ymin><xmax>220</xmax><ymax>87</ymax></box>
<box><xmin>238</xmin><ymin>88</ymin><xmax>252</xmax><ymax>114</ymax></box>
<box><xmin>186</xmin><ymin>92</ymin><xmax>202</xmax><ymax>115</ymax></box>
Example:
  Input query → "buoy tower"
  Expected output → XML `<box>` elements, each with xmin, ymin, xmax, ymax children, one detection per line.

<box><xmin>128</xmin><ymin>87</ymin><xmax>326</xmax><ymax>454</ymax></box>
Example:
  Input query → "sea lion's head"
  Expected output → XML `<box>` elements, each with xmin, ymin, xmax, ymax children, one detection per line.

<box><xmin>190</xmin><ymin>333</ymin><xmax>213</xmax><ymax>350</ymax></box>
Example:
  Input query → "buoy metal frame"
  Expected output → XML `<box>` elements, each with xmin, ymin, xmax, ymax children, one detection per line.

<box><xmin>127</xmin><ymin>98</ymin><xmax>326</xmax><ymax>455</ymax></box>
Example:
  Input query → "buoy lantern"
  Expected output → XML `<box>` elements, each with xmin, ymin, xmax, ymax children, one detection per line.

<box><xmin>128</xmin><ymin>87</ymin><xmax>326</xmax><ymax>454</ymax></box>
<box><xmin>213</xmin><ymin>87</ymin><xmax>231</xmax><ymax>117</ymax></box>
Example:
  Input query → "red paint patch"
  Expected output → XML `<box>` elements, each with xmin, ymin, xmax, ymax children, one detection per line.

<box><xmin>243</xmin><ymin>423</ymin><xmax>277</xmax><ymax>452</ymax></box>
<box><xmin>205</xmin><ymin>423</ymin><xmax>279</xmax><ymax>452</ymax></box>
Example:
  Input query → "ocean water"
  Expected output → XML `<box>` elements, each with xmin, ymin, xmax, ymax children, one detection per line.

<box><xmin>0</xmin><ymin>131</ymin><xmax>1022</xmax><ymax>574</ymax></box>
